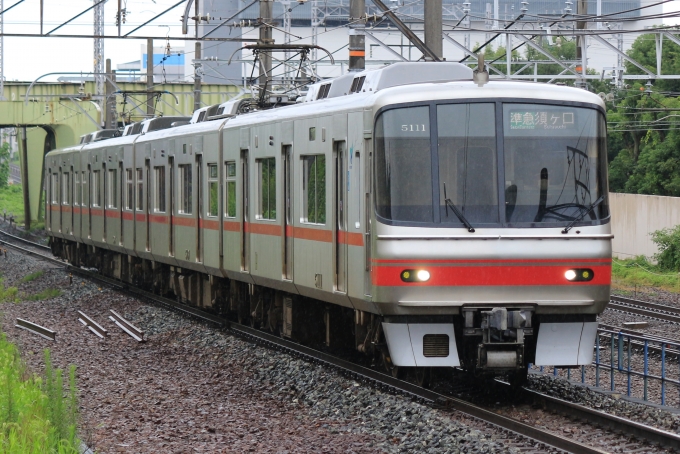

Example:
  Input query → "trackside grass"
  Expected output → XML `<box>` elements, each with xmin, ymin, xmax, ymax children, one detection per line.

<box><xmin>0</xmin><ymin>337</ymin><xmax>80</xmax><ymax>453</ymax></box>
<box><xmin>612</xmin><ymin>257</ymin><xmax>680</xmax><ymax>294</ymax></box>
<box><xmin>0</xmin><ymin>185</ymin><xmax>45</xmax><ymax>232</ymax></box>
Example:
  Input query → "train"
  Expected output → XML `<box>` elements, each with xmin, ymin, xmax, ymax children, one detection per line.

<box><xmin>45</xmin><ymin>62</ymin><xmax>612</xmax><ymax>385</ymax></box>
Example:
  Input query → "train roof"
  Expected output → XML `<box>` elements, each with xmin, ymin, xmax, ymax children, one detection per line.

<box><xmin>46</xmin><ymin>63</ymin><xmax>605</xmax><ymax>157</ymax></box>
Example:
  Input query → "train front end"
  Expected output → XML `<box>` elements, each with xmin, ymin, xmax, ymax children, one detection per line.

<box><xmin>371</xmin><ymin>83</ymin><xmax>611</xmax><ymax>376</ymax></box>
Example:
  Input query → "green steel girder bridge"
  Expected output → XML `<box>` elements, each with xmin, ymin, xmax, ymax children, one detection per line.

<box><xmin>0</xmin><ymin>81</ymin><xmax>242</xmax><ymax>226</ymax></box>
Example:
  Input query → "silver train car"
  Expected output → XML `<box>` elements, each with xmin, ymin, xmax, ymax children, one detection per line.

<box><xmin>45</xmin><ymin>62</ymin><xmax>611</xmax><ymax>383</ymax></box>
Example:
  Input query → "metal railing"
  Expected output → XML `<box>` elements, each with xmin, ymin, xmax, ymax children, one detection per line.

<box><xmin>533</xmin><ymin>327</ymin><xmax>680</xmax><ymax>407</ymax></box>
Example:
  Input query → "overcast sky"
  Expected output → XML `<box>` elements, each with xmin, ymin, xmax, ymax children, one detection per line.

<box><xmin>2</xmin><ymin>0</ymin><xmax>680</xmax><ymax>83</ymax></box>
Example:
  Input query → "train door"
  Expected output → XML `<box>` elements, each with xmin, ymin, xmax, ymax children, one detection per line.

<box><xmin>58</xmin><ymin>168</ymin><xmax>63</xmax><ymax>233</ymax></box>
<box><xmin>196</xmin><ymin>154</ymin><xmax>203</xmax><ymax>262</ymax></box>
<box><xmin>364</xmin><ymin>147</ymin><xmax>372</xmax><ymax>297</ymax></box>
<box><xmin>283</xmin><ymin>145</ymin><xmax>292</xmax><ymax>280</ymax></box>
<box><xmin>119</xmin><ymin>162</ymin><xmax>124</xmax><ymax>245</ymax></box>
<box><xmin>168</xmin><ymin>156</ymin><xmax>174</xmax><ymax>256</ymax></box>
<box><xmin>335</xmin><ymin>142</ymin><xmax>347</xmax><ymax>292</ymax></box>
<box><xmin>88</xmin><ymin>165</ymin><xmax>92</xmax><ymax>239</ymax></box>
<box><xmin>145</xmin><ymin>159</ymin><xmax>151</xmax><ymax>251</ymax></box>
<box><xmin>102</xmin><ymin>163</ymin><xmax>108</xmax><ymax>242</ymax></box>
<box><xmin>70</xmin><ymin>165</ymin><xmax>74</xmax><ymax>235</ymax></box>
<box><xmin>241</xmin><ymin>150</ymin><xmax>249</xmax><ymax>271</ymax></box>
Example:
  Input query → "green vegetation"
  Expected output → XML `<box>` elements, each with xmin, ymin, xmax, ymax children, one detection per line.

<box><xmin>0</xmin><ymin>339</ymin><xmax>79</xmax><ymax>453</ymax></box>
<box><xmin>612</xmin><ymin>227</ymin><xmax>680</xmax><ymax>293</ymax></box>
<box><xmin>0</xmin><ymin>185</ymin><xmax>45</xmax><ymax>232</ymax></box>
<box><xmin>23</xmin><ymin>288</ymin><xmax>62</xmax><ymax>302</ymax></box>
<box><xmin>612</xmin><ymin>256</ymin><xmax>680</xmax><ymax>293</ymax></box>
<box><xmin>0</xmin><ymin>142</ymin><xmax>9</xmax><ymax>189</ymax></box>
<box><xmin>20</xmin><ymin>271</ymin><xmax>44</xmax><ymax>284</ymax></box>
<box><xmin>651</xmin><ymin>225</ymin><xmax>680</xmax><ymax>271</ymax></box>
<box><xmin>0</xmin><ymin>279</ymin><xmax>18</xmax><ymax>303</ymax></box>
<box><xmin>0</xmin><ymin>277</ymin><xmax>59</xmax><ymax>303</ymax></box>
<box><xmin>0</xmin><ymin>185</ymin><xmax>25</xmax><ymax>223</ymax></box>
<box><xmin>606</xmin><ymin>33</ymin><xmax>680</xmax><ymax>195</ymax></box>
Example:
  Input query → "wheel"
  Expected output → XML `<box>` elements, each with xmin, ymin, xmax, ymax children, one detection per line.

<box><xmin>413</xmin><ymin>367</ymin><xmax>432</xmax><ymax>388</ymax></box>
<box><xmin>381</xmin><ymin>351</ymin><xmax>406</xmax><ymax>379</ymax></box>
<box><xmin>508</xmin><ymin>368</ymin><xmax>528</xmax><ymax>389</ymax></box>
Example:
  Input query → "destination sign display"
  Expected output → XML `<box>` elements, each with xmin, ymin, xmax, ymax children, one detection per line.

<box><xmin>509</xmin><ymin>110</ymin><xmax>576</xmax><ymax>130</ymax></box>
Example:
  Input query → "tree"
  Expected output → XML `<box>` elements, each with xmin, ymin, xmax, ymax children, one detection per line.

<box><xmin>626</xmin><ymin>32</ymin><xmax>680</xmax><ymax>93</ymax></box>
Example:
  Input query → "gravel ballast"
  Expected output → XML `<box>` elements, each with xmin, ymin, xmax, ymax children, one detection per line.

<box><xmin>0</xmin><ymin>247</ymin><xmax>532</xmax><ymax>453</ymax></box>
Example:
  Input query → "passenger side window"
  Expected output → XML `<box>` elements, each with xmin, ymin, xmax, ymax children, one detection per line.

<box><xmin>92</xmin><ymin>171</ymin><xmax>101</xmax><ymax>207</ymax></box>
<box><xmin>302</xmin><ymin>155</ymin><xmax>326</xmax><ymax>224</ymax></box>
<box><xmin>125</xmin><ymin>169</ymin><xmax>133</xmax><ymax>210</ymax></box>
<box><xmin>107</xmin><ymin>169</ymin><xmax>117</xmax><ymax>208</ymax></box>
<box><xmin>225</xmin><ymin>161</ymin><xmax>236</xmax><ymax>218</ymax></box>
<box><xmin>51</xmin><ymin>173</ymin><xmax>58</xmax><ymax>204</ymax></box>
<box><xmin>136</xmin><ymin>168</ymin><xmax>143</xmax><ymax>211</ymax></box>
<box><xmin>208</xmin><ymin>164</ymin><xmax>218</xmax><ymax>217</ymax></box>
<box><xmin>81</xmin><ymin>171</ymin><xmax>87</xmax><ymax>206</ymax></box>
<box><xmin>154</xmin><ymin>166</ymin><xmax>165</xmax><ymax>212</ymax></box>
<box><xmin>258</xmin><ymin>158</ymin><xmax>276</xmax><ymax>220</ymax></box>
<box><xmin>179</xmin><ymin>164</ymin><xmax>192</xmax><ymax>214</ymax></box>
<box><xmin>62</xmin><ymin>172</ymin><xmax>70</xmax><ymax>205</ymax></box>
<box><xmin>74</xmin><ymin>172</ymin><xmax>80</xmax><ymax>206</ymax></box>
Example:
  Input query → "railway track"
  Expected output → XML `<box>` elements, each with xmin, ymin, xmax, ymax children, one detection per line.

<box><xmin>608</xmin><ymin>295</ymin><xmax>680</xmax><ymax>324</ymax></box>
<box><xmin>2</xmin><ymin>229</ymin><xmax>679</xmax><ymax>453</ymax></box>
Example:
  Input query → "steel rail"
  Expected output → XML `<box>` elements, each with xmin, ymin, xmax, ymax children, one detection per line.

<box><xmin>77</xmin><ymin>310</ymin><xmax>108</xmax><ymax>339</ymax></box>
<box><xmin>523</xmin><ymin>388</ymin><xmax>680</xmax><ymax>451</ymax></box>
<box><xmin>609</xmin><ymin>295</ymin><xmax>680</xmax><ymax>324</ymax></box>
<box><xmin>15</xmin><ymin>318</ymin><xmax>56</xmax><ymax>341</ymax></box>
<box><xmin>0</xmin><ymin>228</ymin><xmax>50</xmax><ymax>251</ymax></box>
<box><xmin>3</xmin><ymin>231</ymin><xmax>679</xmax><ymax>451</ymax></box>
<box><xmin>109</xmin><ymin>310</ymin><xmax>145</xmax><ymax>342</ymax></box>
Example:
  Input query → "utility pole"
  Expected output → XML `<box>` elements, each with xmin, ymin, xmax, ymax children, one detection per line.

<box><xmin>424</xmin><ymin>0</ymin><xmax>443</xmax><ymax>60</ymax></box>
<box><xmin>105</xmin><ymin>59</ymin><xmax>116</xmax><ymax>129</ymax></box>
<box><xmin>577</xmin><ymin>0</ymin><xmax>587</xmax><ymax>87</ymax></box>
<box><xmin>463</xmin><ymin>2</ymin><xmax>471</xmax><ymax>53</ymax></box>
<box><xmin>310</xmin><ymin>0</ymin><xmax>322</xmax><ymax>72</ymax></box>
<box><xmin>259</xmin><ymin>0</ymin><xmax>273</xmax><ymax>96</ymax></box>
<box><xmin>146</xmin><ymin>38</ymin><xmax>154</xmax><ymax>116</ymax></box>
<box><xmin>282</xmin><ymin>0</ymin><xmax>292</xmax><ymax>82</ymax></box>
<box><xmin>349</xmin><ymin>0</ymin><xmax>366</xmax><ymax>71</ymax></box>
<box><xmin>194</xmin><ymin>42</ymin><xmax>201</xmax><ymax>112</ymax></box>
<box><xmin>94</xmin><ymin>0</ymin><xmax>105</xmax><ymax>121</ymax></box>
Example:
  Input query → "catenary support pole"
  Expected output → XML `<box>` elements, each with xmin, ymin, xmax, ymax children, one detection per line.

<box><xmin>349</xmin><ymin>0</ymin><xmax>365</xmax><ymax>71</ymax></box>
<box><xmin>105</xmin><ymin>59</ymin><xmax>116</xmax><ymax>129</ymax></box>
<box><xmin>194</xmin><ymin>42</ymin><xmax>201</xmax><ymax>112</ymax></box>
<box><xmin>259</xmin><ymin>0</ymin><xmax>273</xmax><ymax>96</ymax></box>
<box><xmin>146</xmin><ymin>38</ymin><xmax>154</xmax><ymax>116</ymax></box>
<box><xmin>424</xmin><ymin>0</ymin><xmax>442</xmax><ymax>60</ymax></box>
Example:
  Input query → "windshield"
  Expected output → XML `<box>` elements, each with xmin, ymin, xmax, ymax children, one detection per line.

<box><xmin>374</xmin><ymin>101</ymin><xmax>609</xmax><ymax>227</ymax></box>
<box><xmin>375</xmin><ymin>106</ymin><xmax>433</xmax><ymax>222</ymax></box>
<box><xmin>438</xmin><ymin>103</ymin><xmax>498</xmax><ymax>224</ymax></box>
<box><xmin>503</xmin><ymin>104</ymin><xmax>609</xmax><ymax>225</ymax></box>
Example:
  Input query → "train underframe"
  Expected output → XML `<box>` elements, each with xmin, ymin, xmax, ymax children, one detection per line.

<box><xmin>52</xmin><ymin>237</ymin><xmax>538</xmax><ymax>387</ymax></box>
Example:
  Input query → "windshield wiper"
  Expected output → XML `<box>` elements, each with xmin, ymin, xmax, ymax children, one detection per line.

<box><xmin>443</xmin><ymin>183</ymin><xmax>475</xmax><ymax>232</ymax></box>
<box><xmin>561</xmin><ymin>195</ymin><xmax>606</xmax><ymax>234</ymax></box>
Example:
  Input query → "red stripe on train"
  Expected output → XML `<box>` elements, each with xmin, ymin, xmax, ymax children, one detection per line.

<box><xmin>371</xmin><ymin>264</ymin><xmax>611</xmax><ymax>286</ymax></box>
<box><xmin>372</xmin><ymin>258</ymin><xmax>612</xmax><ymax>265</ymax></box>
<box><xmin>224</xmin><ymin>220</ymin><xmax>241</xmax><ymax>232</ymax></box>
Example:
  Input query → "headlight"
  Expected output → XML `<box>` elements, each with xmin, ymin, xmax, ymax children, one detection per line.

<box><xmin>565</xmin><ymin>269</ymin><xmax>594</xmax><ymax>282</ymax></box>
<box><xmin>401</xmin><ymin>269</ymin><xmax>431</xmax><ymax>282</ymax></box>
<box><xmin>417</xmin><ymin>270</ymin><xmax>431</xmax><ymax>281</ymax></box>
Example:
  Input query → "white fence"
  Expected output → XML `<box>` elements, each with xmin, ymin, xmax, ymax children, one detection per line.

<box><xmin>610</xmin><ymin>193</ymin><xmax>680</xmax><ymax>259</ymax></box>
